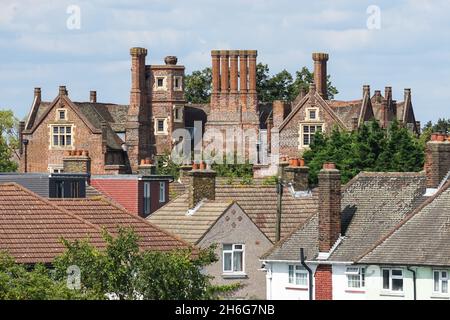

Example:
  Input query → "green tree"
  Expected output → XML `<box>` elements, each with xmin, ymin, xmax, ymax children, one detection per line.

<box><xmin>184</xmin><ymin>68</ymin><xmax>212</xmax><ymax>103</ymax></box>
<box><xmin>0</xmin><ymin>252</ymin><xmax>87</xmax><ymax>300</ymax></box>
<box><xmin>303</xmin><ymin>120</ymin><xmax>424</xmax><ymax>185</ymax></box>
<box><xmin>53</xmin><ymin>228</ymin><xmax>238</xmax><ymax>300</ymax></box>
<box><xmin>290</xmin><ymin>67</ymin><xmax>339</xmax><ymax>100</ymax></box>
<box><xmin>0</xmin><ymin>110</ymin><xmax>19</xmax><ymax>172</ymax></box>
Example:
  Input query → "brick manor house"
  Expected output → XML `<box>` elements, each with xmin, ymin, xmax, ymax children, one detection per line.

<box><xmin>19</xmin><ymin>48</ymin><xmax>419</xmax><ymax>175</ymax></box>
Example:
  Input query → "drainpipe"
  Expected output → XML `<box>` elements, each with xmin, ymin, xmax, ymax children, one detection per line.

<box><xmin>407</xmin><ymin>266</ymin><xmax>416</xmax><ymax>300</ymax></box>
<box><xmin>23</xmin><ymin>139</ymin><xmax>29</xmax><ymax>173</ymax></box>
<box><xmin>300</xmin><ymin>248</ymin><xmax>313</xmax><ymax>300</ymax></box>
<box><xmin>275</xmin><ymin>178</ymin><xmax>283</xmax><ymax>242</ymax></box>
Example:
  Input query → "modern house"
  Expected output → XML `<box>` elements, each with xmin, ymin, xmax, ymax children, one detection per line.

<box><xmin>148</xmin><ymin>166</ymin><xmax>318</xmax><ymax>299</ymax></box>
<box><xmin>261</xmin><ymin>134</ymin><xmax>450</xmax><ymax>300</ymax></box>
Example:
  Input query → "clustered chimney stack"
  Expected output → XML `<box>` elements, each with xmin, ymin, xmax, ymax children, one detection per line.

<box><xmin>210</xmin><ymin>49</ymin><xmax>258</xmax><ymax>112</ymax></box>
<box><xmin>425</xmin><ymin>133</ymin><xmax>450</xmax><ymax>189</ymax></box>
<box><xmin>90</xmin><ymin>90</ymin><xmax>97</xmax><ymax>103</ymax></box>
<box><xmin>312</xmin><ymin>53</ymin><xmax>329</xmax><ymax>100</ymax></box>
<box><xmin>318</xmin><ymin>162</ymin><xmax>341</xmax><ymax>253</ymax></box>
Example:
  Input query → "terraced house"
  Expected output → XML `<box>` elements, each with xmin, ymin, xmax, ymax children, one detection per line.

<box><xmin>261</xmin><ymin>134</ymin><xmax>450</xmax><ymax>300</ymax></box>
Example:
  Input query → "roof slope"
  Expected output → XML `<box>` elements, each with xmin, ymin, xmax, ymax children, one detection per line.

<box><xmin>263</xmin><ymin>172</ymin><xmax>426</xmax><ymax>262</ymax></box>
<box><xmin>214</xmin><ymin>180</ymin><xmax>319</xmax><ymax>243</ymax></box>
<box><xmin>359</xmin><ymin>182</ymin><xmax>450</xmax><ymax>267</ymax></box>
<box><xmin>0</xmin><ymin>183</ymin><xmax>105</xmax><ymax>264</ymax></box>
<box><xmin>50</xmin><ymin>197</ymin><xmax>192</xmax><ymax>252</ymax></box>
<box><xmin>147</xmin><ymin>194</ymin><xmax>233</xmax><ymax>244</ymax></box>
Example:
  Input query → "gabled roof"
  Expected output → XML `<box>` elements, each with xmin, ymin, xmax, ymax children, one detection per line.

<box><xmin>0</xmin><ymin>183</ymin><xmax>106</xmax><ymax>264</ymax></box>
<box><xmin>214</xmin><ymin>179</ymin><xmax>319</xmax><ymax>243</ymax></box>
<box><xmin>147</xmin><ymin>194</ymin><xmax>234</xmax><ymax>244</ymax></box>
<box><xmin>24</xmin><ymin>96</ymin><xmax>127</xmax><ymax>151</ymax></box>
<box><xmin>358</xmin><ymin>181</ymin><xmax>450</xmax><ymax>267</ymax></box>
<box><xmin>50</xmin><ymin>197</ymin><xmax>192</xmax><ymax>252</ymax></box>
<box><xmin>262</xmin><ymin>172</ymin><xmax>427</xmax><ymax>262</ymax></box>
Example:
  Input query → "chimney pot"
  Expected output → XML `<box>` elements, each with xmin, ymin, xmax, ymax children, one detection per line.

<box><xmin>90</xmin><ymin>90</ymin><xmax>97</xmax><ymax>103</ymax></box>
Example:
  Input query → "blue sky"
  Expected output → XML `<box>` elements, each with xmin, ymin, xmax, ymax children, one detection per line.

<box><xmin>1</xmin><ymin>0</ymin><xmax>449</xmax><ymax>124</ymax></box>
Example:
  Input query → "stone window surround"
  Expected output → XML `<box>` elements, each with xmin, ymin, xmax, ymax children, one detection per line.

<box><xmin>173</xmin><ymin>76</ymin><xmax>183</xmax><ymax>91</ymax></box>
<box><xmin>173</xmin><ymin>104</ymin><xmax>184</xmax><ymax>122</ymax></box>
<box><xmin>154</xmin><ymin>76</ymin><xmax>168</xmax><ymax>91</ymax></box>
<box><xmin>154</xmin><ymin>117</ymin><xmax>168</xmax><ymax>135</ymax></box>
<box><xmin>56</xmin><ymin>108</ymin><xmax>68</xmax><ymax>121</ymax></box>
<box><xmin>48</xmin><ymin>123</ymin><xmax>75</xmax><ymax>150</ymax></box>
<box><xmin>305</xmin><ymin>107</ymin><xmax>320</xmax><ymax>121</ymax></box>
<box><xmin>298</xmin><ymin>122</ymin><xmax>325</xmax><ymax>149</ymax></box>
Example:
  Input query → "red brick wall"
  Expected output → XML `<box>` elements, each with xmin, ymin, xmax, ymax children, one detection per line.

<box><xmin>91</xmin><ymin>179</ymin><xmax>139</xmax><ymax>215</ymax></box>
<box><xmin>314</xmin><ymin>264</ymin><xmax>333</xmax><ymax>300</ymax></box>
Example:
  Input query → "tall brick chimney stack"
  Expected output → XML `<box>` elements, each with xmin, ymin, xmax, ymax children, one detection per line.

<box><xmin>385</xmin><ymin>86</ymin><xmax>392</xmax><ymax>101</ymax></box>
<box><xmin>312</xmin><ymin>53</ymin><xmax>329</xmax><ymax>100</ymax></box>
<box><xmin>34</xmin><ymin>87</ymin><xmax>41</xmax><ymax>104</ymax></box>
<box><xmin>126</xmin><ymin>47</ymin><xmax>151</xmax><ymax>173</ymax></box>
<box><xmin>318</xmin><ymin>162</ymin><xmax>341</xmax><ymax>253</ymax></box>
<box><xmin>220</xmin><ymin>50</ymin><xmax>229</xmax><ymax>93</ymax></box>
<box><xmin>425</xmin><ymin>133</ymin><xmax>450</xmax><ymax>188</ymax></box>
<box><xmin>211</xmin><ymin>50</ymin><xmax>221</xmax><ymax>95</ymax></box>
<box><xmin>187</xmin><ymin>165</ymin><xmax>217</xmax><ymax>209</ymax></box>
<box><xmin>90</xmin><ymin>90</ymin><xmax>97</xmax><ymax>103</ymax></box>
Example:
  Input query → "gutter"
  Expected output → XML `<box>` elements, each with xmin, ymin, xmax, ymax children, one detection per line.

<box><xmin>300</xmin><ymin>248</ymin><xmax>313</xmax><ymax>301</ymax></box>
<box><xmin>407</xmin><ymin>267</ymin><xmax>417</xmax><ymax>300</ymax></box>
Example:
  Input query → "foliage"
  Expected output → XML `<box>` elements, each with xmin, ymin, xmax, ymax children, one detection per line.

<box><xmin>53</xmin><ymin>228</ymin><xmax>238</xmax><ymax>300</ymax></box>
<box><xmin>0</xmin><ymin>110</ymin><xmax>19</xmax><ymax>172</ymax></box>
<box><xmin>262</xmin><ymin>175</ymin><xmax>278</xmax><ymax>185</ymax></box>
<box><xmin>184</xmin><ymin>67</ymin><xmax>212</xmax><ymax>104</ymax></box>
<box><xmin>0</xmin><ymin>252</ymin><xmax>87</xmax><ymax>300</ymax></box>
<box><xmin>303</xmin><ymin>120</ymin><xmax>425</xmax><ymax>185</ymax></box>
<box><xmin>420</xmin><ymin>118</ymin><xmax>450</xmax><ymax>146</ymax></box>
<box><xmin>155</xmin><ymin>153</ymin><xmax>181</xmax><ymax>179</ymax></box>
<box><xmin>211</xmin><ymin>155</ymin><xmax>253</xmax><ymax>180</ymax></box>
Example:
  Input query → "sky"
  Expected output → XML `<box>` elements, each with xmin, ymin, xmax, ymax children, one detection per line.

<box><xmin>0</xmin><ymin>0</ymin><xmax>449</xmax><ymax>124</ymax></box>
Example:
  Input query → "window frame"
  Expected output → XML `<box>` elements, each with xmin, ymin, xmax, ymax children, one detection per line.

<box><xmin>345</xmin><ymin>266</ymin><xmax>366</xmax><ymax>289</ymax></box>
<box><xmin>159</xmin><ymin>181</ymin><xmax>166</xmax><ymax>203</ymax></box>
<box><xmin>56</xmin><ymin>108</ymin><xmax>67</xmax><ymax>121</ymax></box>
<box><xmin>173</xmin><ymin>105</ymin><xmax>184</xmax><ymax>123</ymax></box>
<box><xmin>222</xmin><ymin>244</ymin><xmax>245</xmax><ymax>274</ymax></box>
<box><xmin>381</xmin><ymin>268</ymin><xmax>404</xmax><ymax>292</ymax></box>
<box><xmin>154</xmin><ymin>118</ymin><xmax>168</xmax><ymax>135</ymax></box>
<box><xmin>143</xmin><ymin>182</ymin><xmax>151</xmax><ymax>216</ymax></box>
<box><xmin>154</xmin><ymin>76</ymin><xmax>167</xmax><ymax>91</ymax></box>
<box><xmin>288</xmin><ymin>264</ymin><xmax>308</xmax><ymax>287</ymax></box>
<box><xmin>173</xmin><ymin>76</ymin><xmax>183</xmax><ymax>91</ymax></box>
<box><xmin>433</xmin><ymin>269</ymin><xmax>449</xmax><ymax>294</ymax></box>
<box><xmin>299</xmin><ymin>123</ymin><xmax>323</xmax><ymax>148</ymax></box>
<box><xmin>50</xmin><ymin>124</ymin><xmax>74</xmax><ymax>149</ymax></box>
<box><xmin>305</xmin><ymin>107</ymin><xmax>319</xmax><ymax>121</ymax></box>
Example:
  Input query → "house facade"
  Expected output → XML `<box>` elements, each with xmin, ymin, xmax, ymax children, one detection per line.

<box><xmin>261</xmin><ymin>134</ymin><xmax>450</xmax><ymax>300</ymax></box>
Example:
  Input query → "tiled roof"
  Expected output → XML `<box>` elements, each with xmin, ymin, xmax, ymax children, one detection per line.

<box><xmin>147</xmin><ymin>194</ymin><xmax>233</xmax><ymax>244</ymax></box>
<box><xmin>262</xmin><ymin>172</ymin><xmax>427</xmax><ymax>262</ymax></box>
<box><xmin>328</xmin><ymin>100</ymin><xmax>362</xmax><ymax>129</ymax></box>
<box><xmin>214</xmin><ymin>179</ymin><xmax>318</xmax><ymax>243</ymax></box>
<box><xmin>0</xmin><ymin>183</ymin><xmax>105</xmax><ymax>264</ymax></box>
<box><xmin>359</xmin><ymin>181</ymin><xmax>450</xmax><ymax>267</ymax></box>
<box><xmin>50</xmin><ymin>197</ymin><xmax>192</xmax><ymax>252</ymax></box>
<box><xmin>74</xmin><ymin>102</ymin><xmax>128</xmax><ymax>133</ymax></box>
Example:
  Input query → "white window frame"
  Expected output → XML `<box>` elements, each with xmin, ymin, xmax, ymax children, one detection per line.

<box><xmin>48</xmin><ymin>165</ymin><xmax>64</xmax><ymax>173</ymax></box>
<box><xmin>433</xmin><ymin>270</ymin><xmax>449</xmax><ymax>294</ymax></box>
<box><xmin>299</xmin><ymin>123</ymin><xmax>323</xmax><ymax>148</ymax></box>
<box><xmin>154</xmin><ymin>76</ymin><xmax>167</xmax><ymax>91</ymax></box>
<box><xmin>159</xmin><ymin>181</ymin><xmax>165</xmax><ymax>203</ymax></box>
<box><xmin>50</xmin><ymin>124</ymin><xmax>74</xmax><ymax>149</ymax></box>
<box><xmin>222</xmin><ymin>244</ymin><xmax>245</xmax><ymax>274</ymax></box>
<box><xmin>382</xmin><ymin>268</ymin><xmax>404</xmax><ymax>292</ymax></box>
<box><xmin>173</xmin><ymin>76</ymin><xmax>183</xmax><ymax>91</ymax></box>
<box><xmin>173</xmin><ymin>105</ymin><xmax>184</xmax><ymax>123</ymax></box>
<box><xmin>288</xmin><ymin>265</ymin><xmax>308</xmax><ymax>287</ymax></box>
<box><xmin>346</xmin><ymin>267</ymin><xmax>365</xmax><ymax>289</ymax></box>
<box><xmin>154</xmin><ymin>118</ymin><xmax>168</xmax><ymax>135</ymax></box>
<box><xmin>143</xmin><ymin>182</ymin><xmax>151</xmax><ymax>216</ymax></box>
<box><xmin>56</xmin><ymin>108</ymin><xmax>67</xmax><ymax>121</ymax></box>
<box><xmin>306</xmin><ymin>107</ymin><xmax>319</xmax><ymax>121</ymax></box>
